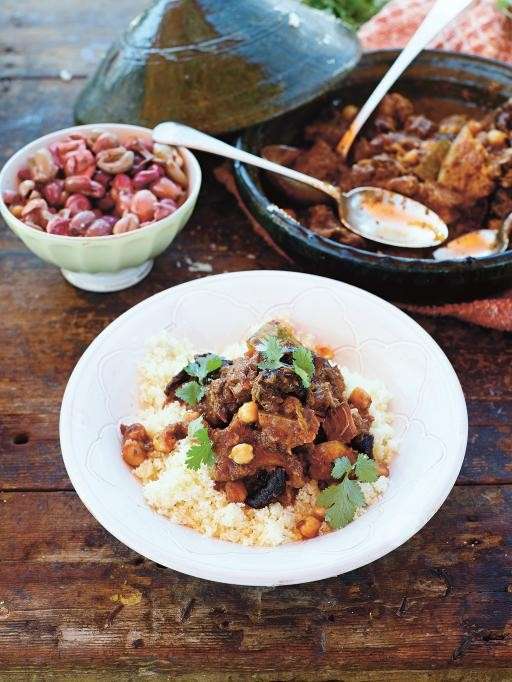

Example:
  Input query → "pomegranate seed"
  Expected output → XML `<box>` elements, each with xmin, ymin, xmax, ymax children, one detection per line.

<box><xmin>17</xmin><ymin>167</ymin><xmax>32</xmax><ymax>181</ymax></box>
<box><xmin>85</xmin><ymin>218</ymin><xmax>114</xmax><ymax>237</ymax></box>
<box><xmin>115</xmin><ymin>190</ymin><xmax>133</xmax><ymax>216</ymax></box>
<box><xmin>132</xmin><ymin>165</ymin><xmax>161</xmax><ymax>190</ymax></box>
<box><xmin>64</xmin><ymin>176</ymin><xmax>105</xmax><ymax>198</ymax></box>
<box><xmin>97</xmin><ymin>194</ymin><xmax>115</xmax><ymax>212</ymax></box>
<box><xmin>69</xmin><ymin>210</ymin><xmax>96</xmax><ymax>235</ymax></box>
<box><xmin>92</xmin><ymin>131</ymin><xmax>119</xmax><ymax>155</ymax></box>
<box><xmin>154</xmin><ymin>198</ymin><xmax>177</xmax><ymax>220</ymax></box>
<box><xmin>131</xmin><ymin>190</ymin><xmax>156</xmax><ymax>222</ymax></box>
<box><xmin>42</xmin><ymin>180</ymin><xmax>65</xmax><ymax>207</ymax></box>
<box><xmin>110</xmin><ymin>173</ymin><xmax>132</xmax><ymax>199</ymax></box>
<box><xmin>2</xmin><ymin>189</ymin><xmax>18</xmax><ymax>205</ymax></box>
<box><xmin>65</xmin><ymin>193</ymin><xmax>92</xmax><ymax>215</ymax></box>
<box><xmin>93</xmin><ymin>170</ymin><xmax>111</xmax><ymax>187</ymax></box>
<box><xmin>46</xmin><ymin>216</ymin><xmax>70</xmax><ymax>236</ymax></box>
<box><xmin>113</xmin><ymin>212</ymin><xmax>139</xmax><ymax>234</ymax></box>
<box><xmin>63</xmin><ymin>148</ymin><xmax>95</xmax><ymax>177</ymax></box>
<box><xmin>151</xmin><ymin>176</ymin><xmax>182</xmax><ymax>201</ymax></box>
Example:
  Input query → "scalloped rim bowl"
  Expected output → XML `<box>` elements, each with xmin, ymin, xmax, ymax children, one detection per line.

<box><xmin>0</xmin><ymin>124</ymin><xmax>201</xmax><ymax>292</ymax></box>
<box><xmin>60</xmin><ymin>271</ymin><xmax>468</xmax><ymax>586</ymax></box>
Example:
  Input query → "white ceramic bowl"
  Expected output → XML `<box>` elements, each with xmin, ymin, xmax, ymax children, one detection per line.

<box><xmin>60</xmin><ymin>271</ymin><xmax>468</xmax><ymax>585</ymax></box>
<box><xmin>0</xmin><ymin>124</ymin><xmax>201</xmax><ymax>292</ymax></box>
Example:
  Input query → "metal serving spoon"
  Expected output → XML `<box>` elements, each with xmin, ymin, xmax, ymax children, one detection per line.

<box><xmin>153</xmin><ymin>122</ymin><xmax>448</xmax><ymax>249</ymax></box>
<box><xmin>433</xmin><ymin>213</ymin><xmax>512</xmax><ymax>260</ymax></box>
<box><xmin>336</xmin><ymin>0</ymin><xmax>475</xmax><ymax>158</ymax></box>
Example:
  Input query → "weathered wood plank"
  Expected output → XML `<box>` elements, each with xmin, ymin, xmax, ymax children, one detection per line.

<box><xmin>0</xmin><ymin>0</ymin><xmax>144</xmax><ymax>78</ymax></box>
<box><xmin>0</xmin><ymin>487</ymin><xmax>511</xmax><ymax>673</ymax></box>
<box><xmin>2</xmin><ymin>672</ymin><xmax>512</xmax><ymax>682</ymax></box>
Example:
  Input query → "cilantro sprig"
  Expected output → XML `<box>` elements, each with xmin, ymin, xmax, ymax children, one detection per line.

<box><xmin>175</xmin><ymin>353</ymin><xmax>224</xmax><ymax>406</ymax></box>
<box><xmin>257</xmin><ymin>335</ymin><xmax>286</xmax><ymax>370</ymax></box>
<box><xmin>257</xmin><ymin>335</ymin><xmax>316</xmax><ymax>388</ymax></box>
<box><xmin>185</xmin><ymin>417</ymin><xmax>216</xmax><ymax>470</ymax></box>
<box><xmin>317</xmin><ymin>454</ymin><xmax>379</xmax><ymax>530</ymax></box>
<box><xmin>175</xmin><ymin>381</ymin><xmax>205</xmax><ymax>406</ymax></box>
<box><xmin>292</xmin><ymin>346</ymin><xmax>315</xmax><ymax>389</ymax></box>
<box><xmin>185</xmin><ymin>354</ymin><xmax>223</xmax><ymax>382</ymax></box>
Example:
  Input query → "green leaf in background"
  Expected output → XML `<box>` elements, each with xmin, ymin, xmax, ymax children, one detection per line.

<box><xmin>302</xmin><ymin>0</ymin><xmax>388</xmax><ymax>29</ymax></box>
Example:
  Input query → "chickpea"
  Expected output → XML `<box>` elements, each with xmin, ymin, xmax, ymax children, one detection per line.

<box><xmin>10</xmin><ymin>205</ymin><xmax>23</xmax><ymax>218</ymax></box>
<box><xmin>349</xmin><ymin>386</ymin><xmax>372</xmax><ymax>412</ymax></box>
<box><xmin>313</xmin><ymin>506</ymin><xmax>326</xmax><ymax>519</ymax></box>
<box><xmin>377</xmin><ymin>462</ymin><xmax>389</xmax><ymax>477</ymax></box>
<box><xmin>120</xmin><ymin>423</ymin><xmax>148</xmax><ymax>441</ymax></box>
<box><xmin>225</xmin><ymin>481</ymin><xmax>247</xmax><ymax>503</ymax></box>
<box><xmin>315</xmin><ymin>345</ymin><xmax>334</xmax><ymax>359</ymax></box>
<box><xmin>487</xmin><ymin>129</ymin><xmax>507</xmax><ymax>147</ymax></box>
<box><xmin>229</xmin><ymin>443</ymin><xmax>254</xmax><ymax>465</ymax></box>
<box><xmin>237</xmin><ymin>401</ymin><xmax>258</xmax><ymax>424</ymax></box>
<box><xmin>298</xmin><ymin>516</ymin><xmax>322</xmax><ymax>539</ymax></box>
<box><xmin>122</xmin><ymin>439</ymin><xmax>147</xmax><ymax>467</ymax></box>
<box><xmin>341</xmin><ymin>104</ymin><xmax>358</xmax><ymax>121</ymax></box>
<box><xmin>153</xmin><ymin>431</ymin><xmax>174</xmax><ymax>454</ymax></box>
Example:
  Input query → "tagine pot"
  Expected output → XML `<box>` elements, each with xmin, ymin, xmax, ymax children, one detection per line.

<box><xmin>74</xmin><ymin>0</ymin><xmax>360</xmax><ymax>134</ymax></box>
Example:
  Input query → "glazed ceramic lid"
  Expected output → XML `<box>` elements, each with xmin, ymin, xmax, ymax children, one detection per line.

<box><xmin>74</xmin><ymin>0</ymin><xmax>361</xmax><ymax>134</ymax></box>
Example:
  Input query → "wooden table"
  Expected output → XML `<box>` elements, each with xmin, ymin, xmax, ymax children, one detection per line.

<box><xmin>1</xmin><ymin>2</ymin><xmax>511</xmax><ymax>679</ymax></box>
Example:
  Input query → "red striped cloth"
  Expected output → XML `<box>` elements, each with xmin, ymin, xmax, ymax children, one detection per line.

<box><xmin>359</xmin><ymin>0</ymin><xmax>512</xmax><ymax>63</ymax></box>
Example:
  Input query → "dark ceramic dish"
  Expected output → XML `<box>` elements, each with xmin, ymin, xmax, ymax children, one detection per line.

<box><xmin>234</xmin><ymin>50</ymin><xmax>512</xmax><ymax>304</ymax></box>
<box><xmin>75</xmin><ymin>0</ymin><xmax>360</xmax><ymax>135</ymax></box>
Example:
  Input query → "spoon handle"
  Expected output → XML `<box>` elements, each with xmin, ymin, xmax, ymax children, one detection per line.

<box><xmin>337</xmin><ymin>0</ymin><xmax>475</xmax><ymax>157</ymax></box>
<box><xmin>152</xmin><ymin>122</ymin><xmax>340</xmax><ymax>202</ymax></box>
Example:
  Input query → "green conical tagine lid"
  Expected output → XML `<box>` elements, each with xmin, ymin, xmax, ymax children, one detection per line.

<box><xmin>74</xmin><ymin>0</ymin><xmax>360</xmax><ymax>134</ymax></box>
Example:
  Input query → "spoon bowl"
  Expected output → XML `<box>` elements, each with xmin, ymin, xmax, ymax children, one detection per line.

<box><xmin>343</xmin><ymin>187</ymin><xmax>448</xmax><ymax>248</ymax></box>
<box><xmin>433</xmin><ymin>214</ymin><xmax>512</xmax><ymax>261</ymax></box>
<box><xmin>153</xmin><ymin>121</ymin><xmax>448</xmax><ymax>249</ymax></box>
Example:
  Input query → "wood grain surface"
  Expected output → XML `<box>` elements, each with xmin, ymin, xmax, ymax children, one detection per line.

<box><xmin>0</xmin><ymin>1</ymin><xmax>511</xmax><ymax>679</ymax></box>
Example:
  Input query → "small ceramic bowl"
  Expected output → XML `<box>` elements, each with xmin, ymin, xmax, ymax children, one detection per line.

<box><xmin>0</xmin><ymin>124</ymin><xmax>201</xmax><ymax>292</ymax></box>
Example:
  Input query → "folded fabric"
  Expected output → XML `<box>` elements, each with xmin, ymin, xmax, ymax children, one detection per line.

<box><xmin>359</xmin><ymin>0</ymin><xmax>512</xmax><ymax>64</ymax></box>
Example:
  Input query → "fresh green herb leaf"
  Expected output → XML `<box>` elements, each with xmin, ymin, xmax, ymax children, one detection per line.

<box><xmin>185</xmin><ymin>418</ymin><xmax>216</xmax><ymax>470</ymax></box>
<box><xmin>187</xmin><ymin>416</ymin><xmax>204</xmax><ymax>436</ymax></box>
<box><xmin>257</xmin><ymin>335</ymin><xmax>286</xmax><ymax>370</ymax></box>
<box><xmin>344</xmin><ymin>476</ymin><xmax>365</xmax><ymax>508</ymax></box>
<box><xmin>175</xmin><ymin>380</ymin><xmax>205</xmax><ymax>406</ymax></box>
<box><xmin>316</xmin><ymin>452</ymin><xmax>378</xmax><ymax>530</ymax></box>
<box><xmin>354</xmin><ymin>453</ymin><xmax>379</xmax><ymax>483</ymax></box>
<box><xmin>318</xmin><ymin>478</ymin><xmax>358</xmax><ymax>529</ymax></box>
<box><xmin>292</xmin><ymin>346</ymin><xmax>315</xmax><ymax>388</ymax></box>
<box><xmin>331</xmin><ymin>456</ymin><xmax>352</xmax><ymax>480</ymax></box>
<box><xmin>184</xmin><ymin>354</ymin><xmax>224</xmax><ymax>383</ymax></box>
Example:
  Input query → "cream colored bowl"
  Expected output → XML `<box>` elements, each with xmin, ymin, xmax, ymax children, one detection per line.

<box><xmin>0</xmin><ymin>124</ymin><xmax>201</xmax><ymax>292</ymax></box>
